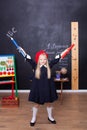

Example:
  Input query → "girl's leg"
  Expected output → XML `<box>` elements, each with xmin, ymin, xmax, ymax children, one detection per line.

<box><xmin>30</xmin><ymin>104</ymin><xmax>39</xmax><ymax>126</ymax></box>
<box><xmin>46</xmin><ymin>103</ymin><xmax>56</xmax><ymax>124</ymax></box>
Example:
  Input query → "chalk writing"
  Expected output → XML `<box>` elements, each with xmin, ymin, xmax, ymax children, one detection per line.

<box><xmin>6</xmin><ymin>27</ymin><xmax>17</xmax><ymax>38</ymax></box>
<box><xmin>45</xmin><ymin>43</ymin><xmax>68</xmax><ymax>50</ymax></box>
<box><xmin>44</xmin><ymin>42</ymin><xmax>68</xmax><ymax>55</ymax></box>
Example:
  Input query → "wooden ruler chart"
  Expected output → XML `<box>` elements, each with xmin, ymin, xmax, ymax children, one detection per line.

<box><xmin>71</xmin><ymin>22</ymin><xmax>79</xmax><ymax>90</ymax></box>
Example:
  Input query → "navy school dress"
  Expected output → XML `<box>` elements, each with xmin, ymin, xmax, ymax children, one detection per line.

<box><xmin>26</xmin><ymin>56</ymin><xmax>60</xmax><ymax>105</ymax></box>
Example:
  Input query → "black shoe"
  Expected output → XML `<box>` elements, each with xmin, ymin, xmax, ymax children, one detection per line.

<box><xmin>48</xmin><ymin>118</ymin><xmax>56</xmax><ymax>124</ymax></box>
<box><xmin>30</xmin><ymin>122</ymin><xmax>36</xmax><ymax>126</ymax></box>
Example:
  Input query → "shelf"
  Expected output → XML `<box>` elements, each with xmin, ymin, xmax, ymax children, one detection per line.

<box><xmin>0</xmin><ymin>80</ymin><xmax>15</xmax><ymax>85</ymax></box>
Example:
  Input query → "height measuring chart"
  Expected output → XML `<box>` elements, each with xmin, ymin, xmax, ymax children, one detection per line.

<box><xmin>71</xmin><ymin>22</ymin><xmax>79</xmax><ymax>90</ymax></box>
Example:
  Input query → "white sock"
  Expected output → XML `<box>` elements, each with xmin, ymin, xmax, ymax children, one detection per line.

<box><xmin>31</xmin><ymin>107</ymin><xmax>38</xmax><ymax>123</ymax></box>
<box><xmin>47</xmin><ymin>107</ymin><xmax>55</xmax><ymax>121</ymax></box>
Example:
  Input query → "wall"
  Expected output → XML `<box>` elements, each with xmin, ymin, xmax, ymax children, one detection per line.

<box><xmin>0</xmin><ymin>0</ymin><xmax>87</xmax><ymax>89</ymax></box>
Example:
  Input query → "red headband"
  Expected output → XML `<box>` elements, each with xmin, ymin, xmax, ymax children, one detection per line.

<box><xmin>35</xmin><ymin>50</ymin><xmax>48</xmax><ymax>63</ymax></box>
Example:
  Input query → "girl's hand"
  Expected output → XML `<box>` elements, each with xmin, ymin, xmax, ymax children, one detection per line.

<box><xmin>17</xmin><ymin>46</ymin><xmax>31</xmax><ymax>59</ymax></box>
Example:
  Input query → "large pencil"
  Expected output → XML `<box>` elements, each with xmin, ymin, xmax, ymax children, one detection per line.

<box><xmin>10</xmin><ymin>37</ymin><xmax>19</xmax><ymax>48</ymax></box>
<box><xmin>61</xmin><ymin>44</ymin><xmax>75</xmax><ymax>59</ymax></box>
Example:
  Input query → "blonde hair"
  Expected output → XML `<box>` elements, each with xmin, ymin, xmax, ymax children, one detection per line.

<box><xmin>35</xmin><ymin>55</ymin><xmax>51</xmax><ymax>79</ymax></box>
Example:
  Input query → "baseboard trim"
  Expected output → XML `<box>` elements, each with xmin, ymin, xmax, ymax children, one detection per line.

<box><xmin>0</xmin><ymin>90</ymin><xmax>87</xmax><ymax>93</ymax></box>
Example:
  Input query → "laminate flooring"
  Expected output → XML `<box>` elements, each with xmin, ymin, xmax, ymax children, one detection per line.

<box><xmin>0</xmin><ymin>92</ymin><xmax>87</xmax><ymax>130</ymax></box>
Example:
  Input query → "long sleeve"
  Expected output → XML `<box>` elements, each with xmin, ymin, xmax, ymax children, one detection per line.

<box><xmin>25</xmin><ymin>55</ymin><xmax>36</xmax><ymax>70</ymax></box>
<box><xmin>49</xmin><ymin>54</ymin><xmax>61</xmax><ymax>68</ymax></box>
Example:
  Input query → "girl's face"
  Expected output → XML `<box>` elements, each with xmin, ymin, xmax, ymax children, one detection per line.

<box><xmin>39</xmin><ymin>54</ymin><xmax>47</xmax><ymax>66</ymax></box>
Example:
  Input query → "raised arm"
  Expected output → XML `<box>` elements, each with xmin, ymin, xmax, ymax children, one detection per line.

<box><xmin>55</xmin><ymin>43</ymin><xmax>75</xmax><ymax>59</ymax></box>
<box><xmin>17</xmin><ymin>46</ymin><xmax>36</xmax><ymax>69</ymax></box>
<box><xmin>17</xmin><ymin>46</ymin><xmax>31</xmax><ymax>59</ymax></box>
<box><xmin>9</xmin><ymin>37</ymin><xmax>31</xmax><ymax>59</ymax></box>
<box><xmin>9</xmin><ymin>37</ymin><xmax>36</xmax><ymax>69</ymax></box>
<box><xmin>50</xmin><ymin>44</ymin><xmax>75</xmax><ymax>68</ymax></box>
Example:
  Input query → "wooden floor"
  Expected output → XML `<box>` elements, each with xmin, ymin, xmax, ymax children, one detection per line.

<box><xmin>0</xmin><ymin>92</ymin><xmax>87</xmax><ymax>130</ymax></box>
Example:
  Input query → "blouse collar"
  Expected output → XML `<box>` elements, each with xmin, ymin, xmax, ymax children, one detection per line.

<box><xmin>40</xmin><ymin>65</ymin><xmax>47</xmax><ymax>68</ymax></box>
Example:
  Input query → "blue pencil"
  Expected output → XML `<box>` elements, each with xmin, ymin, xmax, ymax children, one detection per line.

<box><xmin>10</xmin><ymin>37</ymin><xmax>26</xmax><ymax>57</ymax></box>
<box><xmin>10</xmin><ymin>37</ymin><xmax>19</xmax><ymax>48</ymax></box>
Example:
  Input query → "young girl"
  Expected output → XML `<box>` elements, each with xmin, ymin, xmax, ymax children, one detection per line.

<box><xmin>17</xmin><ymin>44</ymin><xmax>74</xmax><ymax>126</ymax></box>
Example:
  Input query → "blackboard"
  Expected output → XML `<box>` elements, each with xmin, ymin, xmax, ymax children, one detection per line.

<box><xmin>0</xmin><ymin>0</ymin><xmax>87</xmax><ymax>89</ymax></box>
